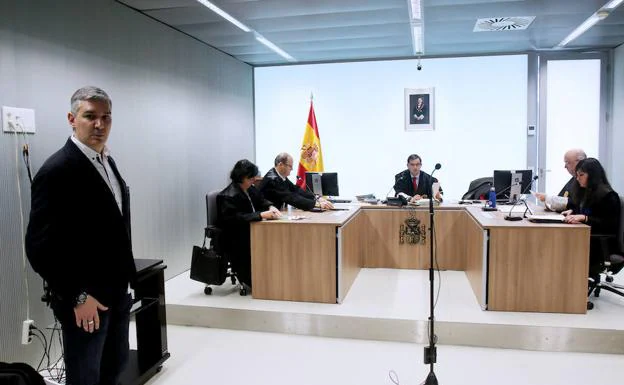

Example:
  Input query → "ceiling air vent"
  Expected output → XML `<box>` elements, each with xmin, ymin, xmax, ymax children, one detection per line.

<box><xmin>474</xmin><ymin>16</ymin><xmax>535</xmax><ymax>32</ymax></box>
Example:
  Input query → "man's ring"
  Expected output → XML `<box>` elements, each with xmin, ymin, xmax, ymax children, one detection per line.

<box><xmin>87</xmin><ymin>320</ymin><xmax>94</xmax><ymax>325</ymax></box>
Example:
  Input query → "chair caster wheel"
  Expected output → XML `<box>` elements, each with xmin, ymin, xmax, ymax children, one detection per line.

<box><xmin>594</xmin><ymin>287</ymin><xmax>601</xmax><ymax>297</ymax></box>
<box><xmin>240</xmin><ymin>288</ymin><xmax>247</xmax><ymax>296</ymax></box>
<box><xmin>587</xmin><ymin>301</ymin><xmax>594</xmax><ymax>310</ymax></box>
<box><xmin>606</xmin><ymin>276</ymin><xmax>614</xmax><ymax>283</ymax></box>
<box><xmin>204</xmin><ymin>286</ymin><xmax>212</xmax><ymax>295</ymax></box>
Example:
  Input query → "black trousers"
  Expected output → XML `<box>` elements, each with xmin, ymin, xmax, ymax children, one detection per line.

<box><xmin>52</xmin><ymin>293</ymin><xmax>132</xmax><ymax>385</ymax></box>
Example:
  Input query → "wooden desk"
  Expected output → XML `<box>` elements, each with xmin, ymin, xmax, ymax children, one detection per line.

<box><xmin>251</xmin><ymin>202</ymin><xmax>590</xmax><ymax>313</ymax></box>
<box><xmin>250</xmin><ymin>208</ymin><xmax>360</xmax><ymax>303</ymax></box>
<box><xmin>464</xmin><ymin>206</ymin><xmax>590</xmax><ymax>313</ymax></box>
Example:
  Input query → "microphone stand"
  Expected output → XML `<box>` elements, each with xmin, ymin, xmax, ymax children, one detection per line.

<box><xmin>424</xmin><ymin>167</ymin><xmax>439</xmax><ymax>385</ymax></box>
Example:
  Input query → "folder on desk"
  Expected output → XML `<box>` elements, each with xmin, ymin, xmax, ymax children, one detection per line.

<box><xmin>526</xmin><ymin>214</ymin><xmax>565</xmax><ymax>223</ymax></box>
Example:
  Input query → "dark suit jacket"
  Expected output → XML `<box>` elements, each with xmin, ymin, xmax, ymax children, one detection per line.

<box><xmin>569</xmin><ymin>189</ymin><xmax>620</xmax><ymax>236</ymax></box>
<box><xmin>216</xmin><ymin>183</ymin><xmax>272</xmax><ymax>262</ymax></box>
<box><xmin>258</xmin><ymin>168</ymin><xmax>316</xmax><ymax>211</ymax></box>
<box><xmin>559</xmin><ymin>176</ymin><xmax>578</xmax><ymax>203</ymax></box>
<box><xmin>25</xmin><ymin>138</ymin><xmax>136</xmax><ymax>306</ymax></box>
<box><xmin>394</xmin><ymin>170</ymin><xmax>441</xmax><ymax>197</ymax></box>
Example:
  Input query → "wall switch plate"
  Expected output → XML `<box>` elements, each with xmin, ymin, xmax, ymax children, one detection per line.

<box><xmin>21</xmin><ymin>319</ymin><xmax>34</xmax><ymax>345</ymax></box>
<box><xmin>527</xmin><ymin>125</ymin><xmax>536</xmax><ymax>136</ymax></box>
<box><xmin>2</xmin><ymin>106</ymin><xmax>36</xmax><ymax>134</ymax></box>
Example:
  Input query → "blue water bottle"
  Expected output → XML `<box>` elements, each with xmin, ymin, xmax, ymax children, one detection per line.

<box><xmin>488</xmin><ymin>186</ymin><xmax>497</xmax><ymax>208</ymax></box>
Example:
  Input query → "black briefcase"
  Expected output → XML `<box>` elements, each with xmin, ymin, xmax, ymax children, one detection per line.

<box><xmin>190</xmin><ymin>237</ymin><xmax>226</xmax><ymax>285</ymax></box>
<box><xmin>0</xmin><ymin>362</ymin><xmax>45</xmax><ymax>385</ymax></box>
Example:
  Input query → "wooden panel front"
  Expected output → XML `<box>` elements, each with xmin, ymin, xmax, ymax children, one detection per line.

<box><xmin>487</xmin><ymin>227</ymin><xmax>590</xmax><ymax>313</ymax></box>
<box><xmin>362</xmin><ymin>209</ymin><xmax>467</xmax><ymax>270</ymax></box>
<box><xmin>463</xmin><ymin>212</ymin><xmax>486</xmax><ymax>308</ymax></box>
<box><xmin>251</xmin><ymin>223</ymin><xmax>336</xmax><ymax>303</ymax></box>
<box><xmin>338</xmin><ymin>211</ymin><xmax>366</xmax><ymax>302</ymax></box>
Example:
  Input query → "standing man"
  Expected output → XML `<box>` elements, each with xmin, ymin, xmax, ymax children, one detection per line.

<box><xmin>26</xmin><ymin>86</ymin><xmax>136</xmax><ymax>385</ymax></box>
<box><xmin>259</xmin><ymin>152</ymin><xmax>333</xmax><ymax>211</ymax></box>
<box><xmin>394</xmin><ymin>154</ymin><xmax>442</xmax><ymax>203</ymax></box>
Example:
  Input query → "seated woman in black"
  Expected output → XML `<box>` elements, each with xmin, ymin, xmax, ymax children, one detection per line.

<box><xmin>563</xmin><ymin>158</ymin><xmax>620</xmax><ymax>278</ymax></box>
<box><xmin>217</xmin><ymin>159</ymin><xmax>281</xmax><ymax>290</ymax></box>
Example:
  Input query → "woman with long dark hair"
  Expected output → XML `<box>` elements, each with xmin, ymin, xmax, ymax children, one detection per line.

<box><xmin>563</xmin><ymin>158</ymin><xmax>620</xmax><ymax>277</ymax></box>
<box><xmin>217</xmin><ymin>159</ymin><xmax>281</xmax><ymax>290</ymax></box>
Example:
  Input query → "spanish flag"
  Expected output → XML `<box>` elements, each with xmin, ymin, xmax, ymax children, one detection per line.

<box><xmin>295</xmin><ymin>101</ymin><xmax>324</xmax><ymax>189</ymax></box>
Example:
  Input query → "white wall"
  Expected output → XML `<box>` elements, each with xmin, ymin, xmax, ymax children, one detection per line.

<box><xmin>255</xmin><ymin>55</ymin><xmax>528</xmax><ymax>199</ymax></box>
<box><xmin>611</xmin><ymin>45</ymin><xmax>624</xmax><ymax>194</ymax></box>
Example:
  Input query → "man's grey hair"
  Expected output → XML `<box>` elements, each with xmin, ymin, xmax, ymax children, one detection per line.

<box><xmin>70</xmin><ymin>86</ymin><xmax>112</xmax><ymax>115</ymax></box>
<box><xmin>274</xmin><ymin>152</ymin><xmax>292</xmax><ymax>166</ymax></box>
<box><xmin>574</xmin><ymin>149</ymin><xmax>587</xmax><ymax>161</ymax></box>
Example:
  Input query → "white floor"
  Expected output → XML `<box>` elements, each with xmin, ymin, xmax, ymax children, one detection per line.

<box><xmin>140</xmin><ymin>324</ymin><xmax>624</xmax><ymax>385</ymax></box>
<box><xmin>130</xmin><ymin>268</ymin><xmax>624</xmax><ymax>385</ymax></box>
<box><xmin>166</xmin><ymin>268</ymin><xmax>624</xmax><ymax>330</ymax></box>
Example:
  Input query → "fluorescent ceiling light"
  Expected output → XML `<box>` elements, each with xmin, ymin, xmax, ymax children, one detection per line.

<box><xmin>255</xmin><ymin>34</ymin><xmax>296</xmax><ymax>62</ymax></box>
<box><xmin>603</xmin><ymin>0</ymin><xmax>624</xmax><ymax>10</ymax></box>
<box><xmin>556</xmin><ymin>13</ymin><xmax>603</xmax><ymax>47</ymax></box>
<box><xmin>196</xmin><ymin>0</ymin><xmax>251</xmax><ymax>32</ymax></box>
<box><xmin>411</xmin><ymin>24</ymin><xmax>424</xmax><ymax>54</ymax></box>
<box><xmin>409</xmin><ymin>0</ymin><xmax>422</xmax><ymax>20</ymax></box>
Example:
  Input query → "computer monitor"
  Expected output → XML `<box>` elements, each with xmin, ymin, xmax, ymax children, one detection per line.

<box><xmin>305</xmin><ymin>172</ymin><xmax>339</xmax><ymax>196</ymax></box>
<box><xmin>493</xmin><ymin>170</ymin><xmax>533</xmax><ymax>202</ymax></box>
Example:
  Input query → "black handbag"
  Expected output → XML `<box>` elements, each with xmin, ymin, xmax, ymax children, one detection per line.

<box><xmin>190</xmin><ymin>236</ymin><xmax>227</xmax><ymax>285</ymax></box>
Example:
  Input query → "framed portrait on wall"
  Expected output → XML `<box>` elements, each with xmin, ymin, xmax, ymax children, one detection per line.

<box><xmin>405</xmin><ymin>87</ymin><xmax>435</xmax><ymax>131</ymax></box>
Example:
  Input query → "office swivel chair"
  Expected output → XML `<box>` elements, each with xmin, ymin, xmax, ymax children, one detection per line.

<box><xmin>462</xmin><ymin>177</ymin><xmax>493</xmax><ymax>200</ymax></box>
<box><xmin>204</xmin><ymin>191</ymin><xmax>246</xmax><ymax>296</ymax></box>
<box><xmin>587</xmin><ymin>195</ymin><xmax>624</xmax><ymax>310</ymax></box>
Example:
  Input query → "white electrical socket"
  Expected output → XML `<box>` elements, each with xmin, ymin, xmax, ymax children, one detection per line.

<box><xmin>21</xmin><ymin>319</ymin><xmax>34</xmax><ymax>345</ymax></box>
<box><xmin>2</xmin><ymin>106</ymin><xmax>36</xmax><ymax>134</ymax></box>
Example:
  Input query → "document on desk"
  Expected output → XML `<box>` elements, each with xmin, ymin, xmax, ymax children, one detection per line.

<box><xmin>526</xmin><ymin>214</ymin><xmax>565</xmax><ymax>223</ymax></box>
<box><xmin>408</xmin><ymin>198</ymin><xmax>440</xmax><ymax>206</ymax></box>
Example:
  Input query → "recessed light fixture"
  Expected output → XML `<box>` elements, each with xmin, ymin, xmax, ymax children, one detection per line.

<box><xmin>196</xmin><ymin>0</ymin><xmax>251</xmax><ymax>32</ymax></box>
<box><xmin>407</xmin><ymin>0</ymin><xmax>424</xmax><ymax>54</ymax></box>
<box><xmin>255</xmin><ymin>33</ymin><xmax>296</xmax><ymax>62</ymax></box>
<box><xmin>409</xmin><ymin>0</ymin><xmax>422</xmax><ymax>20</ymax></box>
<box><xmin>196</xmin><ymin>0</ymin><xmax>296</xmax><ymax>62</ymax></box>
<box><xmin>556</xmin><ymin>11</ymin><xmax>609</xmax><ymax>48</ymax></box>
<box><xmin>555</xmin><ymin>0</ymin><xmax>624</xmax><ymax>48</ymax></box>
<box><xmin>411</xmin><ymin>25</ymin><xmax>424</xmax><ymax>54</ymax></box>
<box><xmin>603</xmin><ymin>0</ymin><xmax>624</xmax><ymax>11</ymax></box>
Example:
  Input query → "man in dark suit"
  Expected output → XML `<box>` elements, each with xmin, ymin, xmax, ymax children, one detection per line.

<box><xmin>259</xmin><ymin>152</ymin><xmax>333</xmax><ymax>211</ymax></box>
<box><xmin>25</xmin><ymin>86</ymin><xmax>136</xmax><ymax>385</ymax></box>
<box><xmin>394</xmin><ymin>154</ymin><xmax>442</xmax><ymax>203</ymax></box>
<box><xmin>410</xmin><ymin>95</ymin><xmax>429</xmax><ymax>125</ymax></box>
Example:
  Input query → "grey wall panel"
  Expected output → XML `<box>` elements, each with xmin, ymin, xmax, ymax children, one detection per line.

<box><xmin>0</xmin><ymin>0</ymin><xmax>253</xmax><ymax>364</ymax></box>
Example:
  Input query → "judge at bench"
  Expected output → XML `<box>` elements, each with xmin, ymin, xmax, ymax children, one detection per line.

<box><xmin>394</xmin><ymin>154</ymin><xmax>442</xmax><ymax>203</ymax></box>
<box><xmin>259</xmin><ymin>152</ymin><xmax>333</xmax><ymax>211</ymax></box>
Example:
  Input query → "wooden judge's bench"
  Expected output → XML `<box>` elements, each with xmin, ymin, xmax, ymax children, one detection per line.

<box><xmin>250</xmin><ymin>202</ymin><xmax>590</xmax><ymax>314</ymax></box>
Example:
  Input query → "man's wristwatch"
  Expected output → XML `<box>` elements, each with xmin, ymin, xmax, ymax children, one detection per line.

<box><xmin>75</xmin><ymin>292</ymin><xmax>88</xmax><ymax>306</ymax></box>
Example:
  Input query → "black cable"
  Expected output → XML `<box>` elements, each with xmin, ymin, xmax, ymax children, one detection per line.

<box><xmin>21</xmin><ymin>145</ymin><xmax>33</xmax><ymax>184</ymax></box>
<box><xmin>31</xmin><ymin>333</ymin><xmax>49</xmax><ymax>371</ymax></box>
<box><xmin>32</xmin><ymin>327</ymin><xmax>50</xmax><ymax>368</ymax></box>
